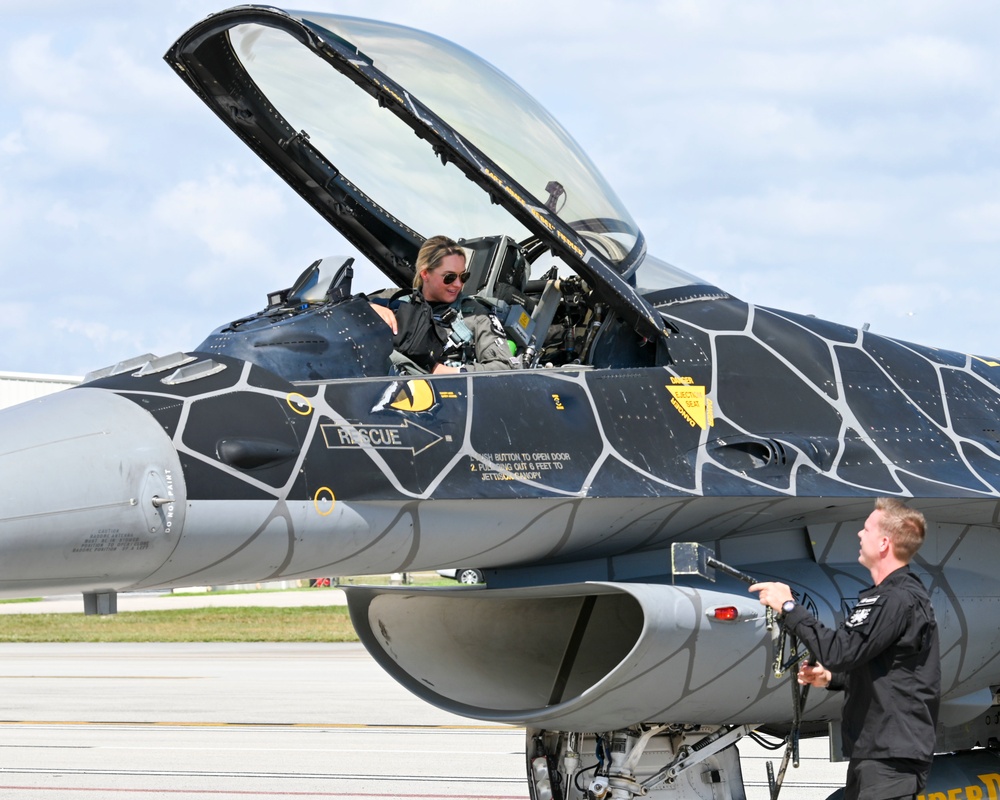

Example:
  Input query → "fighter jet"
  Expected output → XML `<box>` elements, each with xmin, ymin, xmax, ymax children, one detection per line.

<box><xmin>2</xmin><ymin>6</ymin><xmax>999</xmax><ymax>799</ymax></box>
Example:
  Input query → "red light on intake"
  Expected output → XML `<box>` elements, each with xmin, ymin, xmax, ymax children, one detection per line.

<box><xmin>712</xmin><ymin>606</ymin><xmax>740</xmax><ymax>621</ymax></box>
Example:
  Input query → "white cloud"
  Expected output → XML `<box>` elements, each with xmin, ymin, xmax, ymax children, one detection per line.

<box><xmin>0</xmin><ymin>0</ymin><xmax>997</xmax><ymax>373</ymax></box>
<box><xmin>5</xmin><ymin>34</ymin><xmax>89</xmax><ymax>108</ymax></box>
<box><xmin>0</xmin><ymin>184</ymin><xmax>28</xmax><ymax>250</ymax></box>
<box><xmin>151</xmin><ymin>169</ymin><xmax>288</xmax><ymax>264</ymax></box>
<box><xmin>948</xmin><ymin>201</ymin><xmax>1000</xmax><ymax>242</ymax></box>
<box><xmin>43</xmin><ymin>201</ymin><xmax>82</xmax><ymax>230</ymax></box>
<box><xmin>0</xmin><ymin>130</ymin><xmax>25</xmax><ymax>155</ymax></box>
<box><xmin>708</xmin><ymin>190</ymin><xmax>889</xmax><ymax>241</ymax></box>
<box><xmin>724</xmin><ymin>35</ymin><xmax>985</xmax><ymax>102</ymax></box>
<box><xmin>852</xmin><ymin>282</ymin><xmax>942</xmax><ymax>321</ymax></box>
<box><xmin>17</xmin><ymin>107</ymin><xmax>111</xmax><ymax>164</ymax></box>
<box><xmin>51</xmin><ymin>317</ymin><xmax>141</xmax><ymax>351</ymax></box>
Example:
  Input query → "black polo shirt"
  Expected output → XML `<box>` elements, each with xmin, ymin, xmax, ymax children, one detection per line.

<box><xmin>783</xmin><ymin>566</ymin><xmax>940</xmax><ymax>762</ymax></box>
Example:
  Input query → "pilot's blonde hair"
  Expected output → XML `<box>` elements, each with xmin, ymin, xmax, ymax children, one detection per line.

<box><xmin>875</xmin><ymin>497</ymin><xmax>926</xmax><ymax>561</ymax></box>
<box><xmin>413</xmin><ymin>235</ymin><xmax>466</xmax><ymax>290</ymax></box>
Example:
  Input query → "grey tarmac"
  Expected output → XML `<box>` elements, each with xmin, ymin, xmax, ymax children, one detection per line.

<box><xmin>0</xmin><ymin>591</ymin><xmax>846</xmax><ymax>799</ymax></box>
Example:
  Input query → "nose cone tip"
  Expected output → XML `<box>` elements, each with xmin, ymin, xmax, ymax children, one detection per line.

<box><xmin>0</xmin><ymin>387</ymin><xmax>185</xmax><ymax>597</ymax></box>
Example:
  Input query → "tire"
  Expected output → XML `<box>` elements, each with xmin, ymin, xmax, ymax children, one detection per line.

<box><xmin>458</xmin><ymin>568</ymin><xmax>484</xmax><ymax>585</ymax></box>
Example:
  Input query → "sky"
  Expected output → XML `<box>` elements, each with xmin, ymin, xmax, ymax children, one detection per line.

<box><xmin>1</xmin><ymin>1</ymin><xmax>998</xmax><ymax>377</ymax></box>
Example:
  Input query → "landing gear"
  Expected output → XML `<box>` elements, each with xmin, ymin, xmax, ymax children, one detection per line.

<box><xmin>527</xmin><ymin>724</ymin><xmax>755</xmax><ymax>799</ymax></box>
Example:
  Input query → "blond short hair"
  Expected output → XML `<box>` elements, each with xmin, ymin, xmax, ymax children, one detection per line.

<box><xmin>875</xmin><ymin>497</ymin><xmax>926</xmax><ymax>561</ymax></box>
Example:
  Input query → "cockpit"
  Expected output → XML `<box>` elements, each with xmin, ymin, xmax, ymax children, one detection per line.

<box><xmin>196</xmin><ymin>232</ymin><xmax>706</xmax><ymax>382</ymax></box>
<box><xmin>169</xmin><ymin>7</ymin><xmax>719</xmax><ymax>382</ymax></box>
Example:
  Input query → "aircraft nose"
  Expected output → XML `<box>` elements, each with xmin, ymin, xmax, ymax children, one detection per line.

<box><xmin>0</xmin><ymin>387</ymin><xmax>186</xmax><ymax>598</ymax></box>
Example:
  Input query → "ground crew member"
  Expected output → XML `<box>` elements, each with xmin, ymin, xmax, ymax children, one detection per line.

<box><xmin>750</xmin><ymin>497</ymin><xmax>940</xmax><ymax>800</ymax></box>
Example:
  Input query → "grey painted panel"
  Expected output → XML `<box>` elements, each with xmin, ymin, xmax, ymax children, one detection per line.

<box><xmin>0</xmin><ymin>388</ymin><xmax>184</xmax><ymax>596</ymax></box>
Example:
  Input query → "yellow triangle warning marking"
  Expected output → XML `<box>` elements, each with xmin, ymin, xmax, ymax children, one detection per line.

<box><xmin>667</xmin><ymin>384</ymin><xmax>713</xmax><ymax>430</ymax></box>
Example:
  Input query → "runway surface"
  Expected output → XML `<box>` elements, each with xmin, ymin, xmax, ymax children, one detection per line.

<box><xmin>0</xmin><ymin>642</ymin><xmax>526</xmax><ymax>799</ymax></box>
<box><xmin>0</xmin><ymin>593</ymin><xmax>847</xmax><ymax>799</ymax></box>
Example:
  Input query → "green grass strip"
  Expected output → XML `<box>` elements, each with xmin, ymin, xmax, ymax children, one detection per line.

<box><xmin>0</xmin><ymin>605</ymin><xmax>359</xmax><ymax>643</ymax></box>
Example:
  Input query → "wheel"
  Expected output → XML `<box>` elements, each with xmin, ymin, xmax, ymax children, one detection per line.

<box><xmin>457</xmin><ymin>568</ymin><xmax>484</xmax><ymax>584</ymax></box>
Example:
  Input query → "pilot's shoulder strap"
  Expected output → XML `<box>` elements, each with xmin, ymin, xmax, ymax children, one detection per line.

<box><xmin>462</xmin><ymin>294</ymin><xmax>508</xmax><ymax>316</ymax></box>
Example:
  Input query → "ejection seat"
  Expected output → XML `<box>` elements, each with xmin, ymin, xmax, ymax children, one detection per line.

<box><xmin>270</xmin><ymin>255</ymin><xmax>355</xmax><ymax>308</ymax></box>
<box><xmin>459</xmin><ymin>234</ymin><xmax>532</xmax><ymax>311</ymax></box>
<box><xmin>459</xmin><ymin>235</ymin><xmax>568</xmax><ymax>365</ymax></box>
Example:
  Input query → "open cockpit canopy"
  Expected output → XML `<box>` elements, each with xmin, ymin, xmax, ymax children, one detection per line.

<box><xmin>167</xmin><ymin>6</ymin><xmax>711</xmax><ymax>341</ymax></box>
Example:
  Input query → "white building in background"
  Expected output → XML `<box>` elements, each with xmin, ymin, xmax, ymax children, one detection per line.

<box><xmin>0</xmin><ymin>371</ymin><xmax>81</xmax><ymax>410</ymax></box>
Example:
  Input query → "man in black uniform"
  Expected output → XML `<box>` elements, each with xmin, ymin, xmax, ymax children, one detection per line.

<box><xmin>750</xmin><ymin>498</ymin><xmax>940</xmax><ymax>800</ymax></box>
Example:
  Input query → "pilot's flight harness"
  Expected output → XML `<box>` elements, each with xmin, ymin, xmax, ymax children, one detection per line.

<box><xmin>670</xmin><ymin>544</ymin><xmax>812</xmax><ymax>800</ymax></box>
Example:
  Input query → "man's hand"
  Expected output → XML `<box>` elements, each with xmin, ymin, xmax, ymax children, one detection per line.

<box><xmin>797</xmin><ymin>661</ymin><xmax>832</xmax><ymax>688</ymax></box>
<box><xmin>431</xmin><ymin>363</ymin><xmax>459</xmax><ymax>374</ymax></box>
<box><xmin>748</xmin><ymin>581</ymin><xmax>794</xmax><ymax>613</ymax></box>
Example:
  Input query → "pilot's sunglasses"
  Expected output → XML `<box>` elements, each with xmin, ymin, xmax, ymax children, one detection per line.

<box><xmin>441</xmin><ymin>271</ymin><xmax>471</xmax><ymax>285</ymax></box>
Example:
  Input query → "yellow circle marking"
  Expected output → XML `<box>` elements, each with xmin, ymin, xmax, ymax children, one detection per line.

<box><xmin>314</xmin><ymin>487</ymin><xmax>335</xmax><ymax>516</ymax></box>
<box><xmin>287</xmin><ymin>392</ymin><xmax>313</xmax><ymax>416</ymax></box>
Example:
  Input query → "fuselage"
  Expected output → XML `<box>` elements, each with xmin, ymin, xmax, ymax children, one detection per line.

<box><xmin>2</xmin><ymin>290</ymin><xmax>999</xmax><ymax>599</ymax></box>
<box><xmin>7</xmin><ymin>286</ymin><xmax>1000</xmax><ymax>737</ymax></box>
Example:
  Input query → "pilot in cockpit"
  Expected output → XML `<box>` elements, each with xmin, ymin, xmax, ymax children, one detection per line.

<box><xmin>369</xmin><ymin>235</ymin><xmax>521</xmax><ymax>374</ymax></box>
